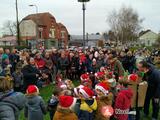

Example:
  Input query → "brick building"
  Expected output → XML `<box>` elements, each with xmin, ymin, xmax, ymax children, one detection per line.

<box><xmin>19</xmin><ymin>12</ymin><xmax>69</xmax><ymax>49</ymax></box>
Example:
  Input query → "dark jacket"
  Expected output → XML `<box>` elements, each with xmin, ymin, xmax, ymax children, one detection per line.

<box><xmin>86</xmin><ymin>58</ymin><xmax>93</xmax><ymax>72</ymax></box>
<box><xmin>57</xmin><ymin>57</ymin><xmax>69</xmax><ymax>71</ymax></box>
<box><xmin>25</xmin><ymin>95</ymin><xmax>47</xmax><ymax>120</ymax></box>
<box><xmin>0</xmin><ymin>90</ymin><xmax>26</xmax><ymax>120</ymax></box>
<box><xmin>144</xmin><ymin>66</ymin><xmax>160</xmax><ymax>98</ymax></box>
<box><xmin>78</xmin><ymin>99</ymin><xmax>97</xmax><ymax>120</ymax></box>
<box><xmin>22</xmin><ymin>64</ymin><xmax>40</xmax><ymax>91</ymax></box>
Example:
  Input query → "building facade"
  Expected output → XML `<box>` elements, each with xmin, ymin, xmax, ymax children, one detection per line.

<box><xmin>139</xmin><ymin>30</ymin><xmax>158</xmax><ymax>46</ymax></box>
<box><xmin>69</xmin><ymin>34</ymin><xmax>106</xmax><ymax>47</ymax></box>
<box><xmin>0</xmin><ymin>35</ymin><xmax>17</xmax><ymax>46</ymax></box>
<box><xmin>19</xmin><ymin>12</ymin><xmax>69</xmax><ymax>49</ymax></box>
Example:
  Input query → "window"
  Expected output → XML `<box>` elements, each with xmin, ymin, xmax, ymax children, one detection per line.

<box><xmin>39</xmin><ymin>31</ymin><xmax>42</xmax><ymax>39</ymax></box>
<box><xmin>148</xmin><ymin>40</ymin><xmax>150</xmax><ymax>46</ymax></box>
<box><xmin>49</xmin><ymin>29</ymin><xmax>55</xmax><ymax>38</ymax></box>
<box><xmin>61</xmin><ymin>31</ymin><xmax>65</xmax><ymax>38</ymax></box>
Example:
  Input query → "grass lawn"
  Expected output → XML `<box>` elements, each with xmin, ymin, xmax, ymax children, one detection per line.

<box><xmin>20</xmin><ymin>80</ymin><xmax>159</xmax><ymax>120</ymax></box>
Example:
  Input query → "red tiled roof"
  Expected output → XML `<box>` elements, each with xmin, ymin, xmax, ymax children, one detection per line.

<box><xmin>22</xmin><ymin>12</ymin><xmax>56</xmax><ymax>26</ymax></box>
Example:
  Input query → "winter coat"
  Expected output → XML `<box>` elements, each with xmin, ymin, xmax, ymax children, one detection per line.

<box><xmin>35</xmin><ymin>58</ymin><xmax>46</xmax><ymax>69</ymax></box>
<box><xmin>114</xmin><ymin>88</ymin><xmax>133</xmax><ymax>120</ymax></box>
<box><xmin>9</xmin><ymin>53</ymin><xmax>19</xmax><ymax>72</ymax></box>
<box><xmin>44</xmin><ymin>58</ymin><xmax>53</xmax><ymax>70</ymax></box>
<box><xmin>95</xmin><ymin>93</ymin><xmax>113</xmax><ymax>120</ymax></box>
<box><xmin>47</xmin><ymin>96</ymin><xmax>59</xmax><ymax>119</ymax></box>
<box><xmin>119</xmin><ymin>56</ymin><xmax>129</xmax><ymax>71</ymax></box>
<box><xmin>96</xmin><ymin>58</ymin><xmax>105</xmax><ymax>70</ymax></box>
<box><xmin>51</xmin><ymin>53</ymin><xmax>59</xmax><ymax>68</ymax></box>
<box><xmin>68</xmin><ymin>57</ymin><xmax>77</xmax><ymax>71</ymax></box>
<box><xmin>143</xmin><ymin>65</ymin><xmax>160</xmax><ymax>98</ymax></box>
<box><xmin>57</xmin><ymin>57</ymin><xmax>69</xmax><ymax>71</ymax></box>
<box><xmin>22</xmin><ymin>64</ymin><xmax>40</xmax><ymax>91</ymax></box>
<box><xmin>25</xmin><ymin>95</ymin><xmax>47</xmax><ymax>120</ymax></box>
<box><xmin>12</xmin><ymin>72</ymin><xmax>23</xmax><ymax>88</ymax></box>
<box><xmin>86</xmin><ymin>58</ymin><xmax>93</xmax><ymax>72</ymax></box>
<box><xmin>110</xmin><ymin>59</ymin><xmax>125</xmax><ymax>80</ymax></box>
<box><xmin>53</xmin><ymin>106</ymin><xmax>78</xmax><ymax>120</ymax></box>
<box><xmin>127</xmin><ymin>55</ymin><xmax>136</xmax><ymax>73</ymax></box>
<box><xmin>0</xmin><ymin>90</ymin><xmax>26</xmax><ymax>120</ymax></box>
<box><xmin>78</xmin><ymin>98</ymin><xmax>97</xmax><ymax>120</ymax></box>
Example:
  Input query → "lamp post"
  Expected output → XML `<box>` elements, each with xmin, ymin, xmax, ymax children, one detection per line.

<box><xmin>29</xmin><ymin>4</ymin><xmax>38</xmax><ymax>14</ymax></box>
<box><xmin>15</xmin><ymin>0</ymin><xmax>20</xmax><ymax>46</ymax></box>
<box><xmin>29</xmin><ymin>4</ymin><xmax>38</xmax><ymax>49</ymax></box>
<box><xmin>78</xmin><ymin>0</ymin><xmax>90</xmax><ymax>50</ymax></box>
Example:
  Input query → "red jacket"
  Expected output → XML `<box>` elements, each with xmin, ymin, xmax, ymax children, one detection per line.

<box><xmin>114</xmin><ymin>88</ymin><xmax>133</xmax><ymax>120</ymax></box>
<box><xmin>35</xmin><ymin>58</ymin><xmax>45</xmax><ymax>69</ymax></box>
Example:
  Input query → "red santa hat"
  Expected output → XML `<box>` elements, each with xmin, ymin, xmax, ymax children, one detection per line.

<box><xmin>95</xmin><ymin>82</ymin><xmax>110</xmax><ymax>95</ymax></box>
<box><xmin>95</xmin><ymin>72</ymin><xmax>105</xmax><ymax>78</ymax></box>
<box><xmin>80</xmin><ymin>73</ymin><xmax>90</xmax><ymax>81</ymax></box>
<box><xmin>79</xmin><ymin>86</ymin><xmax>94</xmax><ymax>98</ymax></box>
<box><xmin>59</xmin><ymin>95</ymin><xmax>77</xmax><ymax>108</ymax></box>
<box><xmin>26</xmin><ymin>85</ymin><xmax>39</xmax><ymax>94</ymax></box>
<box><xmin>128</xmin><ymin>74</ymin><xmax>138</xmax><ymax>82</ymax></box>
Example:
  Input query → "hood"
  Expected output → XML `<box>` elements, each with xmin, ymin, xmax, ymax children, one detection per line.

<box><xmin>0</xmin><ymin>90</ymin><xmax>26</xmax><ymax>110</ymax></box>
<box><xmin>26</xmin><ymin>96</ymin><xmax>40</xmax><ymax>106</ymax></box>
<box><xmin>57</xmin><ymin>106</ymin><xmax>73</xmax><ymax>114</ymax></box>
<box><xmin>120</xmin><ymin>88</ymin><xmax>133</xmax><ymax>99</ymax></box>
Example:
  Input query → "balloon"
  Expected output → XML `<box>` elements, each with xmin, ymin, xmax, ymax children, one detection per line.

<box><xmin>101</xmin><ymin>105</ymin><xmax>114</xmax><ymax>118</ymax></box>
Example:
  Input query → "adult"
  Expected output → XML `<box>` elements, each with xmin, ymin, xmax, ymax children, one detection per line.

<box><xmin>137</xmin><ymin>61</ymin><xmax>160</xmax><ymax>120</ymax></box>
<box><xmin>9</xmin><ymin>49</ymin><xmax>19</xmax><ymax>73</ymax></box>
<box><xmin>57</xmin><ymin>52</ymin><xmax>69</xmax><ymax>78</ymax></box>
<box><xmin>44</xmin><ymin>52</ymin><xmax>54</xmax><ymax>83</ymax></box>
<box><xmin>86</xmin><ymin>54</ymin><xmax>93</xmax><ymax>73</ymax></box>
<box><xmin>126</xmin><ymin>51</ymin><xmax>136</xmax><ymax>73</ymax></box>
<box><xmin>51</xmin><ymin>48</ymin><xmax>59</xmax><ymax>73</ymax></box>
<box><xmin>107</xmin><ymin>50</ymin><xmax>125</xmax><ymax>80</ymax></box>
<box><xmin>118</xmin><ymin>51</ymin><xmax>128</xmax><ymax>71</ymax></box>
<box><xmin>22</xmin><ymin>57</ymin><xmax>40</xmax><ymax>92</ymax></box>
<box><xmin>34</xmin><ymin>53</ymin><xmax>45</xmax><ymax>70</ymax></box>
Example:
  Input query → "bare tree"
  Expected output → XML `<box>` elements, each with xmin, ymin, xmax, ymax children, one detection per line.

<box><xmin>107</xmin><ymin>6</ymin><xmax>143</xmax><ymax>44</ymax></box>
<box><xmin>1</xmin><ymin>20</ymin><xmax>17</xmax><ymax>36</ymax></box>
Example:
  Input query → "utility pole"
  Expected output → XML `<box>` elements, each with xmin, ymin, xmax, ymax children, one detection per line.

<box><xmin>82</xmin><ymin>2</ymin><xmax>86</xmax><ymax>50</ymax></box>
<box><xmin>78</xmin><ymin>0</ymin><xmax>90</xmax><ymax>50</ymax></box>
<box><xmin>16</xmin><ymin>0</ymin><xmax>20</xmax><ymax>46</ymax></box>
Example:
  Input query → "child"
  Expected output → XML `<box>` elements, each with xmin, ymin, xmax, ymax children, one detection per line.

<box><xmin>25</xmin><ymin>85</ymin><xmax>47</xmax><ymax>120</ymax></box>
<box><xmin>95</xmin><ymin>82</ymin><xmax>113</xmax><ymax>120</ymax></box>
<box><xmin>114</xmin><ymin>79</ymin><xmax>133</xmax><ymax>120</ymax></box>
<box><xmin>12</xmin><ymin>66</ymin><xmax>23</xmax><ymax>92</ymax></box>
<box><xmin>78</xmin><ymin>86</ymin><xmax>97</xmax><ymax>120</ymax></box>
<box><xmin>80</xmin><ymin>73</ymin><xmax>92</xmax><ymax>88</ymax></box>
<box><xmin>47</xmin><ymin>89</ymin><xmax>60</xmax><ymax>120</ymax></box>
<box><xmin>53</xmin><ymin>95</ymin><xmax>78</xmax><ymax>120</ymax></box>
<box><xmin>0</xmin><ymin>76</ymin><xmax>26</xmax><ymax>120</ymax></box>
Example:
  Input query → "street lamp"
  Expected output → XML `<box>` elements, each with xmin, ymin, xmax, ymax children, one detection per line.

<box><xmin>29</xmin><ymin>4</ymin><xmax>38</xmax><ymax>14</ymax></box>
<box><xmin>78</xmin><ymin>0</ymin><xmax>90</xmax><ymax>50</ymax></box>
<box><xmin>29</xmin><ymin>4</ymin><xmax>38</xmax><ymax>49</ymax></box>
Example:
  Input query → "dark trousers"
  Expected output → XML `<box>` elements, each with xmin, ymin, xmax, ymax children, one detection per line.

<box><xmin>144</xmin><ymin>91</ymin><xmax>159</xmax><ymax>119</ymax></box>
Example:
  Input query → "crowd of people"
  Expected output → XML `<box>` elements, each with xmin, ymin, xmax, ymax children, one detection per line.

<box><xmin>0</xmin><ymin>46</ymin><xmax>160</xmax><ymax>120</ymax></box>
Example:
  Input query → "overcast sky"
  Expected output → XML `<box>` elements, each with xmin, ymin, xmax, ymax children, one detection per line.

<box><xmin>0</xmin><ymin>0</ymin><xmax>160</xmax><ymax>36</ymax></box>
